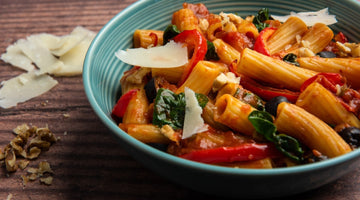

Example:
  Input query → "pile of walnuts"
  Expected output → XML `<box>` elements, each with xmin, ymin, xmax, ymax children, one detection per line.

<box><xmin>0</xmin><ymin>124</ymin><xmax>57</xmax><ymax>185</ymax></box>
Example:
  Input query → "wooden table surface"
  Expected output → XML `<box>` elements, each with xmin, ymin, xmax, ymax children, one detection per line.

<box><xmin>0</xmin><ymin>0</ymin><xmax>360</xmax><ymax>199</ymax></box>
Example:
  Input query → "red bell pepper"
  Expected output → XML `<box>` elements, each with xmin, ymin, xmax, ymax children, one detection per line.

<box><xmin>253</xmin><ymin>27</ymin><xmax>277</xmax><ymax>56</ymax></box>
<box><xmin>240</xmin><ymin>76</ymin><xmax>300</xmax><ymax>103</ymax></box>
<box><xmin>300</xmin><ymin>72</ymin><xmax>344</xmax><ymax>93</ymax></box>
<box><xmin>173</xmin><ymin>29</ymin><xmax>207</xmax><ymax>85</ymax></box>
<box><xmin>180</xmin><ymin>143</ymin><xmax>281</xmax><ymax>164</ymax></box>
<box><xmin>301</xmin><ymin>73</ymin><xmax>360</xmax><ymax>117</ymax></box>
<box><xmin>111</xmin><ymin>89</ymin><xmax>139</xmax><ymax>118</ymax></box>
<box><xmin>334</xmin><ymin>32</ymin><xmax>348</xmax><ymax>43</ymax></box>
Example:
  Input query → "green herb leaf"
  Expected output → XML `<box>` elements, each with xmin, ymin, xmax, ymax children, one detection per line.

<box><xmin>248</xmin><ymin>110</ymin><xmax>304</xmax><ymax>162</ymax></box>
<box><xmin>163</xmin><ymin>25</ymin><xmax>180</xmax><ymax>45</ymax></box>
<box><xmin>253</xmin><ymin>8</ymin><xmax>273</xmax><ymax>32</ymax></box>
<box><xmin>205</xmin><ymin>41</ymin><xmax>220</xmax><ymax>61</ymax></box>
<box><xmin>283</xmin><ymin>53</ymin><xmax>300</xmax><ymax>66</ymax></box>
<box><xmin>153</xmin><ymin>88</ymin><xmax>208</xmax><ymax>130</ymax></box>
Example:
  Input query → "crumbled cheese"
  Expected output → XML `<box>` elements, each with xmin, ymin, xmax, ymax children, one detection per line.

<box><xmin>115</xmin><ymin>40</ymin><xmax>188</xmax><ymax>68</ymax></box>
<box><xmin>182</xmin><ymin>87</ymin><xmax>208</xmax><ymax>139</ymax></box>
<box><xmin>220</xmin><ymin>12</ymin><xmax>243</xmax><ymax>25</ymax></box>
<box><xmin>272</xmin><ymin>8</ymin><xmax>337</xmax><ymax>26</ymax></box>
<box><xmin>336</xmin><ymin>41</ymin><xmax>352</xmax><ymax>54</ymax></box>
<box><xmin>298</xmin><ymin>47</ymin><xmax>315</xmax><ymax>57</ymax></box>
<box><xmin>0</xmin><ymin>71</ymin><xmax>58</xmax><ymax>108</ymax></box>
<box><xmin>300</xmin><ymin>40</ymin><xmax>311</xmax><ymax>48</ymax></box>
<box><xmin>199</xmin><ymin>18</ymin><xmax>209</xmax><ymax>33</ymax></box>
<box><xmin>212</xmin><ymin>72</ymin><xmax>240</xmax><ymax>92</ymax></box>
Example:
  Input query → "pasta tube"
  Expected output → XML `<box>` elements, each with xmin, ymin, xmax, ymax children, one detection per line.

<box><xmin>267</xmin><ymin>16</ymin><xmax>308</xmax><ymax>55</ymax></box>
<box><xmin>300</xmin><ymin>23</ymin><xmax>334</xmax><ymax>54</ymax></box>
<box><xmin>177</xmin><ymin>61</ymin><xmax>221</xmax><ymax>94</ymax></box>
<box><xmin>213</xmin><ymin>39</ymin><xmax>241</xmax><ymax>65</ymax></box>
<box><xmin>296</xmin><ymin>82</ymin><xmax>360</xmax><ymax>128</ymax></box>
<box><xmin>214</xmin><ymin>94</ymin><xmax>256</xmax><ymax>136</ymax></box>
<box><xmin>298</xmin><ymin>57</ymin><xmax>360</xmax><ymax>89</ymax></box>
<box><xmin>237</xmin><ymin>20</ymin><xmax>259</xmax><ymax>39</ymax></box>
<box><xmin>151</xmin><ymin>65</ymin><xmax>184</xmax><ymax>84</ymax></box>
<box><xmin>119</xmin><ymin>124</ymin><xmax>170</xmax><ymax>144</ymax></box>
<box><xmin>172</xmin><ymin>8</ymin><xmax>200</xmax><ymax>32</ymax></box>
<box><xmin>237</xmin><ymin>48</ymin><xmax>317</xmax><ymax>90</ymax></box>
<box><xmin>133</xmin><ymin>30</ymin><xmax>164</xmax><ymax>48</ymax></box>
<box><xmin>275</xmin><ymin>102</ymin><xmax>351</xmax><ymax>158</ymax></box>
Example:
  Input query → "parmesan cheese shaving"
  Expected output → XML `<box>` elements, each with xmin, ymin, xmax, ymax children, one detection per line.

<box><xmin>0</xmin><ymin>26</ymin><xmax>95</xmax><ymax>108</ymax></box>
<box><xmin>0</xmin><ymin>44</ymin><xmax>36</xmax><ymax>71</ymax></box>
<box><xmin>0</xmin><ymin>71</ymin><xmax>58</xmax><ymax>108</ymax></box>
<box><xmin>115</xmin><ymin>40</ymin><xmax>188</xmax><ymax>68</ymax></box>
<box><xmin>16</xmin><ymin>39</ymin><xmax>63</xmax><ymax>75</ymax></box>
<box><xmin>271</xmin><ymin>8</ymin><xmax>337</xmax><ymax>26</ymax></box>
<box><xmin>182</xmin><ymin>87</ymin><xmax>207</xmax><ymax>139</ymax></box>
<box><xmin>55</xmin><ymin>30</ymin><xmax>96</xmax><ymax>76</ymax></box>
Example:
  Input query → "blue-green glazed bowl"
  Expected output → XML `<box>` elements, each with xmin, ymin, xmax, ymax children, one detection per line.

<box><xmin>83</xmin><ymin>0</ymin><xmax>360</xmax><ymax>198</ymax></box>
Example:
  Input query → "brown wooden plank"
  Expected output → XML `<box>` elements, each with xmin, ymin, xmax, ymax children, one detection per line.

<box><xmin>0</xmin><ymin>0</ymin><xmax>359</xmax><ymax>199</ymax></box>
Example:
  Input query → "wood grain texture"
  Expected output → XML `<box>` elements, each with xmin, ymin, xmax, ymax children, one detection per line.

<box><xmin>0</xmin><ymin>0</ymin><xmax>359</xmax><ymax>199</ymax></box>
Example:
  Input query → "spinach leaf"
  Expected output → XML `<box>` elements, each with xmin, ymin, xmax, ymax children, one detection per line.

<box><xmin>248</xmin><ymin>110</ymin><xmax>304</xmax><ymax>162</ymax></box>
<box><xmin>283</xmin><ymin>53</ymin><xmax>300</xmax><ymax>66</ymax></box>
<box><xmin>163</xmin><ymin>25</ymin><xmax>180</xmax><ymax>45</ymax></box>
<box><xmin>205</xmin><ymin>41</ymin><xmax>220</xmax><ymax>61</ymax></box>
<box><xmin>253</xmin><ymin>8</ymin><xmax>273</xmax><ymax>32</ymax></box>
<box><xmin>153</xmin><ymin>88</ymin><xmax>208</xmax><ymax>130</ymax></box>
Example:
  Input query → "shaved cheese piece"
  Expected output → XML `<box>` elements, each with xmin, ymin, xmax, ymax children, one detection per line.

<box><xmin>182</xmin><ymin>87</ymin><xmax>208</xmax><ymax>139</ymax></box>
<box><xmin>115</xmin><ymin>40</ymin><xmax>188</xmax><ymax>68</ymax></box>
<box><xmin>51</xmin><ymin>26</ymin><xmax>94</xmax><ymax>56</ymax></box>
<box><xmin>0</xmin><ymin>44</ymin><xmax>35</xmax><ymax>71</ymax></box>
<box><xmin>16</xmin><ymin>39</ymin><xmax>63</xmax><ymax>74</ymax></box>
<box><xmin>0</xmin><ymin>71</ymin><xmax>58</xmax><ymax>108</ymax></box>
<box><xmin>55</xmin><ymin>31</ymin><xmax>96</xmax><ymax>76</ymax></box>
<box><xmin>27</xmin><ymin>33</ymin><xmax>62</xmax><ymax>50</ymax></box>
<box><xmin>272</xmin><ymin>8</ymin><xmax>337</xmax><ymax>26</ymax></box>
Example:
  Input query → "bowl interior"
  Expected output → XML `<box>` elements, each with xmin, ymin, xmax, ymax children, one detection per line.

<box><xmin>83</xmin><ymin>0</ymin><xmax>360</xmax><ymax>196</ymax></box>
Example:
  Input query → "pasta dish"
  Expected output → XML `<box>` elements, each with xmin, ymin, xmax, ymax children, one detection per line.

<box><xmin>111</xmin><ymin>3</ymin><xmax>360</xmax><ymax>168</ymax></box>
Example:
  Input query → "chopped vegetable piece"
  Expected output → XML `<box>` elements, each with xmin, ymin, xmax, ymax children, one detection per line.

<box><xmin>283</xmin><ymin>53</ymin><xmax>299</xmax><ymax>66</ymax></box>
<box><xmin>180</xmin><ymin>143</ymin><xmax>281</xmax><ymax>164</ymax></box>
<box><xmin>173</xmin><ymin>29</ymin><xmax>207</xmax><ymax>85</ymax></box>
<box><xmin>112</xmin><ymin>89</ymin><xmax>139</xmax><ymax>118</ymax></box>
<box><xmin>253</xmin><ymin>8</ymin><xmax>273</xmax><ymax>32</ymax></box>
<box><xmin>152</xmin><ymin>88</ymin><xmax>208</xmax><ymax>130</ymax></box>
<box><xmin>253</xmin><ymin>27</ymin><xmax>277</xmax><ymax>56</ymax></box>
<box><xmin>248</xmin><ymin>110</ymin><xmax>304</xmax><ymax>162</ymax></box>
<box><xmin>205</xmin><ymin>41</ymin><xmax>220</xmax><ymax>61</ymax></box>
<box><xmin>163</xmin><ymin>25</ymin><xmax>180</xmax><ymax>44</ymax></box>
<box><xmin>240</xmin><ymin>76</ymin><xmax>299</xmax><ymax>103</ymax></box>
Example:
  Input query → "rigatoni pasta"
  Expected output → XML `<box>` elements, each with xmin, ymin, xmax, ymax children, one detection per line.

<box><xmin>237</xmin><ymin>48</ymin><xmax>316</xmax><ymax>90</ymax></box>
<box><xmin>275</xmin><ymin>102</ymin><xmax>351</xmax><ymax>158</ymax></box>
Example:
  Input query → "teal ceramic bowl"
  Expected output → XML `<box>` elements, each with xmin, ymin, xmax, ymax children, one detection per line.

<box><xmin>83</xmin><ymin>0</ymin><xmax>360</xmax><ymax>198</ymax></box>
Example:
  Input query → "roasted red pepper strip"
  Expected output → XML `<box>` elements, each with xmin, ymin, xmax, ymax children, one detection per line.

<box><xmin>240</xmin><ymin>76</ymin><xmax>300</xmax><ymax>103</ymax></box>
<box><xmin>300</xmin><ymin>72</ymin><xmax>344</xmax><ymax>93</ymax></box>
<box><xmin>111</xmin><ymin>89</ymin><xmax>139</xmax><ymax>118</ymax></box>
<box><xmin>173</xmin><ymin>29</ymin><xmax>207</xmax><ymax>85</ymax></box>
<box><xmin>253</xmin><ymin>27</ymin><xmax>277</xmax><ymax>56</ymax></box>
<box><xmin>334</xmin><ymin>32</ymin><xmax>348</xmax><ymax>43</ymax></box>
<box><xmin>180</xmin><ymin>143</ymin><xmax>281</xmax><ymax>164</ymax></box>
<box><xmin>300</xmin><ymin>73</ymin><xmax>360</xmax><ymax>117</ymax></box>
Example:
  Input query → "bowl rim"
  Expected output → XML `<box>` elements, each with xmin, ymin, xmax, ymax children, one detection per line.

<box><xmin>83</xmin><ymin>0</ymin><xmax>360</xmax><ymax>176</ymax></box>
